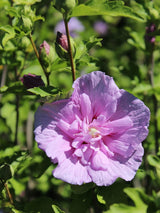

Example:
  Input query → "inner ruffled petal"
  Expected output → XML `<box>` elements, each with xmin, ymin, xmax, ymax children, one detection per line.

<box><xmin>106</xmin><ymin>116</ymin><xmax>133</xmax><ymax>134</ymax></box>
<box><xmin>91</xmin><ymin>150</ymin><xmax>109</xmax><ymax>170</ymax></box>
<box><xmin>79</xmin><ymin>93</ymin><xmax>93</xmax><ymax>123</ymax></box>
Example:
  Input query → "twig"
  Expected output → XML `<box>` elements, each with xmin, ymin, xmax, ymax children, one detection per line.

<box><xmin>29</xmin><ymin>33</ymin><xmax>50</xmax><ymax>86</ymax></box>
<box><xmin>1</xmin><ymin>179</ymin><xmax>14</xmax><ymax>205</ymax></box>
<box><xmin>14</xmin><ymin>95</ymin><xmax>19</xmax><ymax>145</ymax></box>
<box><xmin>0</xmin><ymin>65</ymin><xmax>8</xmax><ymax>103</ymax></box>
<box><xmin>63</xmin><ymin>16</ymin><xmax>76</xmax><ymax>82</ymax></box>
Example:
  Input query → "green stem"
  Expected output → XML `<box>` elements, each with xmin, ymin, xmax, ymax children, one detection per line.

<box><xmin>63</xmin><ymin>16</ymin><xmax>76</xmax><ymax>82</ymax></box>
<box><xmin>29</xmin><ymin>33</ymin><xmax>50</xmax><ymax>86</ymax></box>
<box><xmin>14</xmin><ymin>95</ymin><xmax>19</xmax><ymax>145</ymax></box>
<box><xmin>1</xmin><ymin>179</ymin><xmax>14</xmax><ymax>205</ymax></box>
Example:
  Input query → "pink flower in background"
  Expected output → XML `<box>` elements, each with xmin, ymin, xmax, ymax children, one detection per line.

<box><xmin>34</xmin><ymin>71</ymin><xmax>150</xmax><ymax>186</ymax></box>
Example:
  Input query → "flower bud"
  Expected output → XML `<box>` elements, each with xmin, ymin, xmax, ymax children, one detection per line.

<box><xmin>39</xmin><ymin>41</ymin><xmax>50</xmax><ymax>69</ymax></box>
<box><xmin>55</xmin><ymin>31</ymin><xmax>76</xmax><ymax>60</ymax></box>
<box><xmin>21</xmin><ymin>74</ymin><xmax>45</xmax><ymax>89</ymax></box>
<box><xmin>54</xmin><ymin>0</ymin><xmax>76</xmax><ymax>14</ymax></box>
<box><xmin>56</xmin><ymin>31</ymin><xmax>68</xmax><ymax>51</ymax></box>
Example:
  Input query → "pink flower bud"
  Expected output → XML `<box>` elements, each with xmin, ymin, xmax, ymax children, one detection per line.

<box><xmin>39</xmin><ymin>41</ymin><xmax>50</xmax><ymax>55</ymax></box>
<box><xmin>56</xmin><ymin>31</ymin><xmax>68</xmax><ymax>51</ymax></box>
<box><xmin>21</xmin><ymin>74</ymin><xmax>45</xmax><ymax>89</ymax></box>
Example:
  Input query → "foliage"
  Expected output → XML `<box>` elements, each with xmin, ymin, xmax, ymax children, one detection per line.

<box><xmin>0</xmin><ymin>0</ymin><xmax>160</xmax><ymax>212</ymax></box>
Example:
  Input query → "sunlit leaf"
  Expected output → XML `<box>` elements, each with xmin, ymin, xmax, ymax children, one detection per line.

<box><xmin>0</xmin><ymin>25</ymin><xmax>16</xmax><ymax>46</ymax></box>
<box><xmin>28</xmin><ymin>86</ymin><xmax>60</xmax><ymax>97</ymax></box>
<box><xmin>71</xmin><ymin>1</ymin><xmax>145</xmax><ymax>22</ymax></box>
<box><xmin>13</xmin><ymin>0</ymin><xmax>41</xmax><ymax>5</ymax></box>
<box><xmin>52</xmin><ymin>205</ymin><xmax>65</xmax><ymax>213</ymax></box>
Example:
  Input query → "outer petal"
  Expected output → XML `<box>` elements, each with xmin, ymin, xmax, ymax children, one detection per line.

<box><xmin>34</xmin><ymin>99</ymin><xmax>70</xmax><ymax>150</ymax></box>
<box><xmin>34</xmin><ymin>99</ymin><xmax>75</xmax><ymax>163</ymax></box>
<box><xmin>110</xmin><ymin>90</ymin><xmax>150</xmax><ymax>145</ymax></box>
<box><xmin>53</xmin><ymin>156</ymin><xmax>92</xmax><ymax>185</ymax></box>
<box><xmin>72</xmin><ymin>71</ymin><xmax>121</xmax><ymax>119</ymax></box>
<box><xmin>88</xmin><ymin>144</ymin><xmax>144</xmax><ymax>186</ymax></box>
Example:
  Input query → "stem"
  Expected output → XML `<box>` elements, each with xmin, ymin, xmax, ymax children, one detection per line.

<box><xmin>0</xmin><ymin>65</ymin><xmax>8</xmax><ymax>103</ymax></box>
<box><xmin>1</xmin><ymin>179</ymin><xmax>14</xmax><ymax>205</ymax></box>
<box><xmin>29</xmin><ymin>33</ymin><xmax>50</xmax><ymax>86</ymax></box>
<box><xmin>147</xmin><ymin>50</ymin><xmax>159</xmax><ymax>154</ymax></box>
<box><xmin>63</xmin><ymin>16</ymin><xmax>76</xmax><ymax>82</ymax></box>
<box><xmin>14</xmin><ymin>95</ymin><xmax>19</xmax><ymax>145</ymax></box>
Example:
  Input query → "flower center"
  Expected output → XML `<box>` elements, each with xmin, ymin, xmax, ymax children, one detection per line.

<box><xmin>89</xmin><ymin>127</ymin><xmax>100</xmax><ymax>138</ymax></box>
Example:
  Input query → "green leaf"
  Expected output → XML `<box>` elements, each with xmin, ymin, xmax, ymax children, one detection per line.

<box><xmin>52</xmin><ymin>205</ymin><xmax>65</xmax><ymax>213</ymax></box>
<box><xmin>0</xmin><ymin>25</ymin><xmax>16</xmax><ymax>46</ymax></box>
<box><xmin>96</xmin><ymin>181</ymin><xmax>129</xmax><ymax>208</ymax></box>
<box><xmin>70</xmin><ymin>1</ymin><xmax>145</xmax><ymax>22</ymax></box>
<box><xmin>124</xmin><ymin>188</ymin><xmax>148</xmax><ymax>209</ymax></box>
<box><xmin>28</xmin><ymin>86</ymin><xmax>60</xmax><ymax>97</ymax></box>
<box><xmin>147</xmin><ymin>155</ymin><xmax>160</xmax><ymax>170</ymax></box>
<box><xmin>13</xmin><ymin>0</ymin><xmax>41</xmax><ymax>5</ymax></box>
<box><xmin>127</xmin><ymin>31</ymin><xmax>145</xmax><ymax>50</ymax></box>
<box><xmin>0</xmin><ymin>164</ymin><xmax>13</xmax><ymax>181</ymax></box>
<box><xmin>86</xmin><ymin>36</ymin><xmax>102</xmax><ymax>50</ymax></box>
<box><xmin>0</xmin><ymin>82</ymin><xmax>26</xmax><ymax>95</ymax></box>
<box><xmin>6</xmin><ymin>7</ymin><xmax>20</xmax><ymax>18</ymax></box>
<box><xmin>24</xmin><ymin>197</ymin><xmax>54</xmax><ymax>213</ymax></box>
<box><xmin>71</xmin><ymin>183</ymin><xmax>94</xmax><ymax>194</ymax></box>
<box><xmin>105</xmin><ymin>188</ymin><xmax>148</xmax><ymax>213</ymax></box>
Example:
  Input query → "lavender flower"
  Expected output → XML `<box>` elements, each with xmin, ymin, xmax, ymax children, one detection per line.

<box><xmin>54</xmin><ymin>17</ymin><xmax>84</xmax><ymax>37</ymax></box>
<box><xmin>34</xmin><ymin>71</ymin><xmax>150</xmax><ymax>186</ymax></box>
<box><xmin>94</xmin><ymin>21</ymin><xmax>108</xmax><ymax>36</ymax></box>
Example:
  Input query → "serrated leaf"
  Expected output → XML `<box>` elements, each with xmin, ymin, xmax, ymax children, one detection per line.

<box><xmin>33</xmin><ymin>15</ymin><xmax>45</xmax><ymax>22</ymax></box>
<box><xmin>0</xmin><ymin>25</ymin><xmax>16</xmax><ymax>46</ymax></box>
<box><xmin>6</xmin><ymin>7</ymin><xmax>20</xmax><ymax>18</ymax></box>
<box><xmin>70</xmin><ymin>1</ymin><xmax>145</xmax><ymax>22</ymax></box>
<box><xmin>28</xmin><ymin>86</ymin><xmax>60</xmax><ymax>97</ymax></box>
<box><xmin>86</xmin><ymin>36</ymin><xmax>102</xmax><ymax>50</ymax></box>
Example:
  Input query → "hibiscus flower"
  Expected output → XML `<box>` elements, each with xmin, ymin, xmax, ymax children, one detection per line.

<box><xmin>34</xmin><ymin>71</ymin><xmax>150</xmax><ymax>186</ymax></box>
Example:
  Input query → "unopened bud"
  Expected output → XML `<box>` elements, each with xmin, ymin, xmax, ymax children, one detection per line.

<box><xmin>55</xmin><ymin>31</ymin><xmax>76</xmax><ymax>60</ymax></box>
<box><xmin>21</xmin><ymin>74</ymin><xmax>45</xmax><ymax>89</ymax></box>
<box><xmin>56</xmin><ymin>31</ymin><xmax>68</xmax><ymax>51</ymax></box>
<box><xmin>40</xmin><ymin>41</ymin><xmax>50</xmax><ymax>55</ymax></box>
<box><xmin>39</xmin><ymin>41</ymin><xmax>50</xmax><ymax>69</ymax></box>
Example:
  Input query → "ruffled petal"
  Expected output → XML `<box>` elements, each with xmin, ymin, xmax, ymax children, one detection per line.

<box><xmin>72</xmin><ymin>71</ymin><xmax>121</xmax><ymax>119</ymax></box>
<box><xmin>110</xmin><ymin>90</ymin><xmax>150</xmax><ymax>142</ymax></box>
<box><xmin>88</xmin><ymin>144</ymin><xmax>144</xmax><ymax>186</ymax></box>
<box><xmin>90</xmin><ymin>150</ymin><xmax>109</xmax><ymax>170</ymax></box>
<box><xmin>53</xmin><ymin>157</ymin><xmax>92</xmax><ymax>185</ymax></box>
